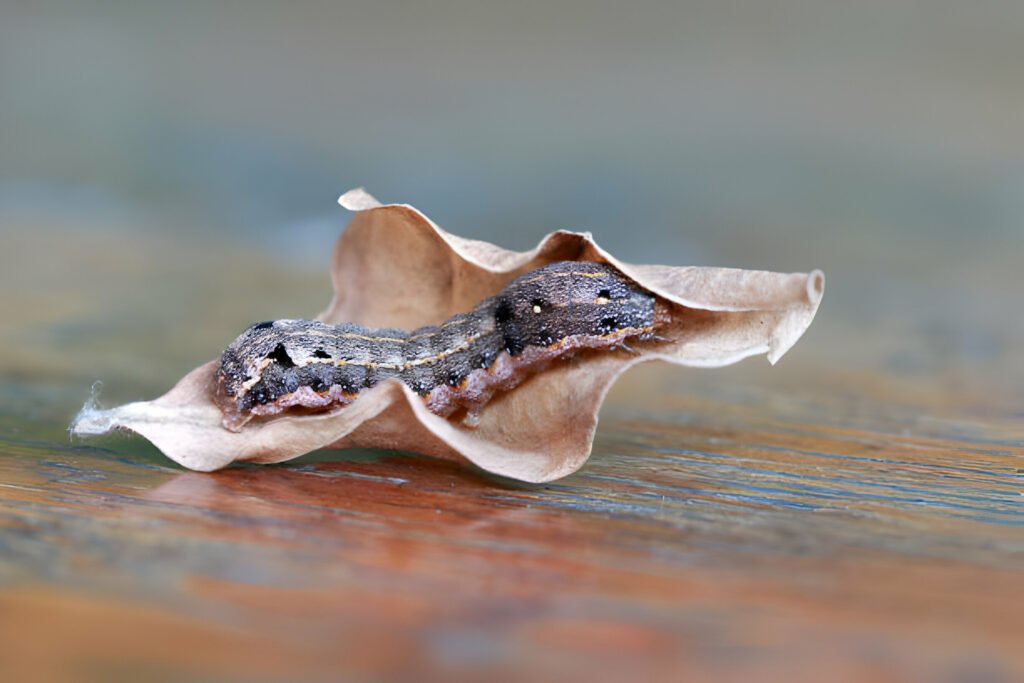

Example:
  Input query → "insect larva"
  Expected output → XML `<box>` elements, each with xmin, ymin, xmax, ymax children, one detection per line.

<box><xmin>213</xmin><ymin>261</ymin><xmax>664</xmax><ymax>431</ymax></box>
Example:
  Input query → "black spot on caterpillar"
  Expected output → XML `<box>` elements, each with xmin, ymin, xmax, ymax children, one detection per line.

<box><xmin>214</xmin><ymin>261</ymin><xmax>666</xmax><ymax>431</ymax></box>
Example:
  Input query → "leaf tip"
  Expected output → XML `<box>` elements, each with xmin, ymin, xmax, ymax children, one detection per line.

<box><xmin>807</xmin><ymin>269</ymin><xmax>825</xmax><ymax>304</ymax></box>
<box><xmin>69</xmin><ymin>381</ymin><xmax>116</xmax><ymax>437</ymax></box>
<box><xmin>765</xmin><ymin>269</ymin><xmax>826</xmax><ymax>365</ymax></box>
<box><xmin>338</xmin><ymin>187</ymin><xmax>384</xmax><ymax>212</ymax></box>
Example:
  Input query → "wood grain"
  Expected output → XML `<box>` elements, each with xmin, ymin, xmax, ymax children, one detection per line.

<box><xmin>1</xmin><ymin>229</ymin><xmax>1021</xmax><ymax>682</ymax></box>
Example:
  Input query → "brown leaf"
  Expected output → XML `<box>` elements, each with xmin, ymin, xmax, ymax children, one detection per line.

<box><xmin>72</xmin><ymin>189</ymin><xmax>824</xmax><ymax>482</ymax></box>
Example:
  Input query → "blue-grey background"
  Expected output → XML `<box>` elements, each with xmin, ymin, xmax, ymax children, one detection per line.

<box><xmin>1</xmin><ymin>1</ymin><xmax>1022</xmax><ymax>414</ymax></box>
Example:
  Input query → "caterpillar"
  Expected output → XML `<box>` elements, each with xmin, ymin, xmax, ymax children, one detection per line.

<box><xmin>213</xmin><ymin>261</ymin><xmax>666</xmax><ymax>431</ymax></box>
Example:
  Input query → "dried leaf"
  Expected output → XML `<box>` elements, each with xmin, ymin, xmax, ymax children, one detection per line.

<box><xmin>72</xmin><ymin>189</ymin><xmax>824</xmax><ymax>482</ymax></box>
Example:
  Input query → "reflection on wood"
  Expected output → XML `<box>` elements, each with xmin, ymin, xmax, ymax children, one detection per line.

<box><xmin>0</xmin><ymin>230</ymin><xmax>1021</xmax><ymax>682</ymax></box>
<box><xmin>1</xmin><ymin>380</ymin><xmax>1021</xmax><ymax>681</ymax></box>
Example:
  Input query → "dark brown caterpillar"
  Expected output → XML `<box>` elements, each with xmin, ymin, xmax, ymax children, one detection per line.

<box><xmin>214</xmin><ymin>261</ymin><xmax>667</xmax><ymax>431</ymax></box>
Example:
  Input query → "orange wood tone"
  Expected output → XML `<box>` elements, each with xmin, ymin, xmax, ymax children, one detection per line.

<box><xmin>2</xmin><ymin>359</ymin><xmax>1022</xmax><ymax>682</ymax></box>
<box><xmin>2</xmin><ymin>228</ymin><xmax>1021</xmax><ymax>682</ymax></box>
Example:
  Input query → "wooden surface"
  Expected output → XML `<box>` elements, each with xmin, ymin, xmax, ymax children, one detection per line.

<box><xmin>1</xmin><ymin>227</ymin><xmax>1022</xmax><ymax>682</ymax></box>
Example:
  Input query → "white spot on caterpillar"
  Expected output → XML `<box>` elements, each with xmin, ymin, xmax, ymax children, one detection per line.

<box><xmin>216</xmin><ymin>261</ymin><xmax>659</xmax><ymax>425</ymax></box>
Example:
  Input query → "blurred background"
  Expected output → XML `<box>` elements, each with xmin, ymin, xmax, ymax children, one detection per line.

<box><xmin>2</xmin><ymin>3</ymin><xmax>1023</xmax><ymax>680</ymax></box>
<box><xmin>3</xmin><ymin>1</ymin><xmax>1023</xmax><ymax>407</ymax></box>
